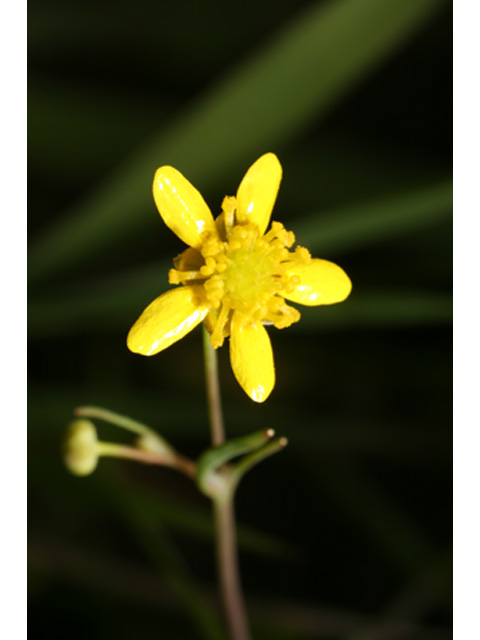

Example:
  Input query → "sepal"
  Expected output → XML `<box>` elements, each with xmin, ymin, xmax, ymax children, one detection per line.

<box><xmin>195</xmin><ymin>429</ymin><xmax>284</xmax><ymax>500</ymax></box>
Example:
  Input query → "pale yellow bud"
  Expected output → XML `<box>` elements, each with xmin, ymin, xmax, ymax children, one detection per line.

<box><xmin>63</xmin><ymin>419</ymin><xmax>99</xmax><ymax>476</ymax></box>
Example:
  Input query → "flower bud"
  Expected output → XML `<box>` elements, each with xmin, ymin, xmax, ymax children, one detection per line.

<box><xmin>63</xmin><ymin>419</ymin><xmax>99</xmax><ymax>476</ymax></box>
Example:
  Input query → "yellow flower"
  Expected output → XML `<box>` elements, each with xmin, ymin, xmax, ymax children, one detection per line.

<box><xmin>127</xmin><ymin>153</ymin><xmax>351</xmax><ymax>402</ymax></box>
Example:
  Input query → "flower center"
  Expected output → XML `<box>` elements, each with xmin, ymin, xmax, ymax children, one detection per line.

<box><xmin>218</xmin><ymin>224</ymin><xmax>289</xmax><ymax>311</ymax></box>
<box><xmin>168</xmin><ymin>205</ymin><xmax>311</xmax><ymax>348</ymax></box>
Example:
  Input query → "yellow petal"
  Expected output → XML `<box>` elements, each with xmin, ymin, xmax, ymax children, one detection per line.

<box><xmin>127</xmin><ymin>286</ymin><xmax>209</xmax><ymax>356</ymax></box>
<box><xmin>282</xmin><ymin>259</ymin><xmax>352</xmax><ymax>306</ymax></box>
<box><xmin>236</xmin><ymin>153</ymin><xmax>282</xmax><ymax>235</ymax></box>
<box><xmin>229</xmin><ymin>312</ymin><xmax>275</xmax><ymax>403</ymax></box>
<box><xmin>153</xmin><ymin>167</ymin><xmax>218</xmax><ymax>249</ymax></box>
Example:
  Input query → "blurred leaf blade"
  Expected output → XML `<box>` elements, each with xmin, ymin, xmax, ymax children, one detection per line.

<box><xmin>297</xmin><ymin>290</ymin><xmax>452</xmax><ymax>331</ymax></box>
<box><xmin>316</xmin><ymin>460</ymin><xmax>431</xmax><ymax>574</ymax></box>
<box><xmin>295</xmin><ymin>180</ymin><xmax>452</xmax><ymax>255</ymax></box>
<box><xmin>28</xmin><ymin>288</ymin><xmax>451</xmax><ymax>338</ymax></box>
<box><xmin>101</xmin><ymin>469</ymin><xmax>227</xmax><ymax>640</ymax></box>
<box><xmin>28</xmin><ymin>79</ymin><xmax>166</xmax><ymax>178</ymax></box>
<box><xmin>29</xmin><ymin>0</ymin><xmax>445</xmax><ymax>283</ymax></box>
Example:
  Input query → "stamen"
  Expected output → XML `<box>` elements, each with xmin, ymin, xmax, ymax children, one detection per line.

<box><xmin>270</xmin><ymin>303</ymin><xmax>301</xmax><ymax>329</ymax></box>
<box><xmin>204</xmin><ymin>275</ymin><xmax>225</xmax><ymax>309</ymax></box>
<box><xmin>201</xmin><ymin>235</ymin><xmax>225</xmax><ymax>258</ymax></box>
<box><xmin>170</xmin><ymin>216</ymin><xmax>304</xmax><ymax>341</ymax></box>
<box><xmin>168</xmin><ymin>269</ymin><xmax>203</xmax><ymax>284</ymax></box>
<box><xmin>221</xmin><ymin>196</ymin><xmax>236</xmax><ymax>236</ymax></box>
<box><xmin>264</xmin><ymin>222</ymin><xmax>295</xmax><ymax>248</ymax></box>
<box><xmin>294</xmin><ymin>246</ymin><xmax>311</xmax><ymax>263</ymax></box>
<box><xmin>210</xmin><ymin>303</ymin><xmax>231</xmax><ymax>349</ymax></box>
<box><xmin>199</xmin><ymin>256</ymin><xmax>217</xmax><ymax>277</ymax></box>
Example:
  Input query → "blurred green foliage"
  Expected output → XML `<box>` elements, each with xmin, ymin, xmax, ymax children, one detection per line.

<box><xmin>29</xmin><ymin>0</ymin><xmax>452</xmax><ymax>638</ymax></box>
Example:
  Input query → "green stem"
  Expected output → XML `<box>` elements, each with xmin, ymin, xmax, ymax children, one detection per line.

<box><xmin>214</xmin><ymin>499</ymin><xmax>250</xmax><ymax>640</ymax></box>
<box><xmin>96</xmin><ymin>442</ymin><xmax>196</xmax><ymax>478</ymax></box>
<box><xmin>230</xmin><ymin>437</ymin><xmax>288</xmax><ymax>493</ymax></box>
<box><xmin>75</xmin><ymin>405</ymin><xmax>153</xmax><ymax>437</ymax></box>
<box><xmin>196</xmin><ymin>430</ymin><xmax>275</xmax><ymax>497</ymax></box>
<box><xmin>203</xmin><ymin>327</ymin><xmax>225</xmax><ymax>446</ymax></box>
<box><xmin>202</xmin><ymin>327</ymin><xmax>251</xmax><ymax>640</ymax></box>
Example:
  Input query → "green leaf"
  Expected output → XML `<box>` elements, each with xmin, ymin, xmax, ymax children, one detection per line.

<box><xmin>294</xmin><ymin>180</ymin><xmax>452</xmax><ymax>255</ymax></box>
<box><xmin>104</xmin><ymin>469</ymin><xmax>227</xmax><ymax>640</ymax></box>
<box><xmin>296</xmin><ymin>290</ymin><xmax>452</xmax><ymax>331</ymax></box>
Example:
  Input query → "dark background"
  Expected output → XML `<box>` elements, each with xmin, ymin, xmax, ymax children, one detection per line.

<box><xmin>28</xmin><ymin>0</ymin><xmax>452</xmax><ymax>638</ymax></box>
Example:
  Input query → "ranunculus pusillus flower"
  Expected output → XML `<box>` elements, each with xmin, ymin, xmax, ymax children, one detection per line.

<box><xmin>127</xmin><ymin>153</ymin><xmax>351</xmax><ymax>402</ymax></box>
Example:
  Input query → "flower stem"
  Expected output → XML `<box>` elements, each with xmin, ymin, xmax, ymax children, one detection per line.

<box><xmin>96</xmin><ymin>442</ymin><xmax>196</xmax><ymax>478</ymax></box>
<box><xmin>203</xmin><ymin>327</ymin><xmax>225</xmax><ymax>446</ymax></box>
<box><xmin>74</xmin><ymin>405</ymin><xmax>153</xmax><ymax>436</ymax></box>
<box><xmin>214</xmin><ymin>498</ymin><xmax>250</xmax><ymax>640</ymax></box>
<box><xmin>202</xmin><ymin>327</ymin><xmax>251</xmax><ymax>640</ymax></box>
